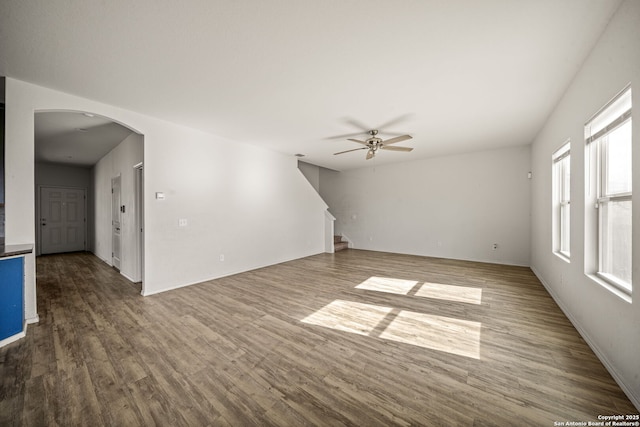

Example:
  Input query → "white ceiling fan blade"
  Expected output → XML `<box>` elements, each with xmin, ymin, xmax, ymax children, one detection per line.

<box><xmin>324</xmin><ymin>131</ymin><xmax>367</xmax><ymax>140</ymax></box>
<box><xmin>382</xmin><ymin>135</ymin><xmax>412</xmax><ymax>145</ymax></box>
<box><xmin>381</xmin><ymin>146</ymin><xmax>413</xmax><ymax>152</ymax></box>
<box><xmin>344</xmin><ymin>118</ymin><xmax>372</xmax><ymax>132</ymax></box>
<box><xmin>334</xmin><ymin>147</ymin><xmax>367</xmax><ymax>155</ymax></box>
<box><xmin>376</xmin><ymin>113</ymin><xmax>414</xmax><ymax>131</ymax></box>
<box><xmin>347</xmin><ymin>138</ymin><xmax>368</xmax><ymax>145</ymax></box>
<box><xmin>366</xmin><ymin>149</ymin><xmax>375</xmax><ymax>160</ymax></box>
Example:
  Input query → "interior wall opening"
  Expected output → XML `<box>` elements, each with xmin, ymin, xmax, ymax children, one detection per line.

<box><xmin>34</xmin><ymin>110</ymin><xmax>145</xmax><ymax>289</ymax></box>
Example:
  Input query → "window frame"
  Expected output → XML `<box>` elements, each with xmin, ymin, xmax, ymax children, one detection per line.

<box><xmin>552</xmin><ymin>141</ymin><xmax>571</xmax><ymax>261</ymax></box>
<box><xmin>585</xmin><ymin>86</ymin><xmax>632</xmax><ymax>298</ymax></box>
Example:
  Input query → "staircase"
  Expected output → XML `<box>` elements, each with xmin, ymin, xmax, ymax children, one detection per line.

<box><xmin>334</xmin><ymin>235</ymin><xmax>349</xmax><ymax>252</ymax></box>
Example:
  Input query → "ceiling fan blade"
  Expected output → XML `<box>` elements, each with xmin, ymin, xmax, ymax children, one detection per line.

<box><xmin>376</xmin><ymin>113</ymin><xmax>414</xmax><ymax>131</ymax></box>
<box><xmin>381</xmin><ymin>145</ymin><xmax>413</xmax><ymax>152</ymax></box>
<box><xmin>334</xmin><ymin>147</ymin><xmax>367</xmax><ymax>155</ymax></box>
<box><xmin>347</xmin><ymin>138</ymin><xmax>368</xmax><ymax>145</ymax></box>
<box><xmin>366</xmin><ymin>150</ymin><xmax>375</xmax><ymax>160</ymax></box>
<box><xmin>382</xmin><ymin>135</ymin><xmax>412</xmax><ymax>145</ymax></box>
<box><xmin>324</xmin><ymin>131</ymin><xmax>367</xmax><ymax>140</ymax></box>
<box><xmin>344</xmin><ymin>118</ymin><xmax>372</xmax><ymax>132</ymax></box>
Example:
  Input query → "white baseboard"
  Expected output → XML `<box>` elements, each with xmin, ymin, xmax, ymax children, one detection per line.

<box><xmin>0</xmin><ymin>331</ymin><xmax>25</xmax><ymax>348</ymax></box>
<box><xmin>142</xmin><ymin>250</ymin><xmax>324</xmax><ymax>296</ymax></box>
<box><xmin>120</xmin><ymin>272</ymin><xmax>139</xmax><ymax>283</ymax></box>
<box><xmin>530</xmin><ymin>266</ymin><xmax>640</xmax><ymax>411</ymax></box>
<box><xmin>0</xmin><ymin>321</ymin><xmax>27</xmax><ymax>348</ymax></box>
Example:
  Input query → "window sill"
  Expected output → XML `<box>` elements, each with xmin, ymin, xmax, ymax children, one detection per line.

<box><xmin>553</xmin><ymin>252</ymin><xmax>570</xmax><ymax>264</ymax></box>
<box><xmin>587</xmin><ymin>273</ymin><xmax>632</xmax><ymax>303</ymax></box>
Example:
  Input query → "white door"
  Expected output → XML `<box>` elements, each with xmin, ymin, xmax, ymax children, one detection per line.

<box><xmin>112</xmin><ymin>176</ymin><xmax>122</xmax><ymax>270</ymax></box>
<box><xmin>40</xmin><ymin>187</ymin><xmax>86</xmax><ymax>254</ymax></box>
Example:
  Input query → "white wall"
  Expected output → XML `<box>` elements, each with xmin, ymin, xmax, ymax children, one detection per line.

<box><xmin>4</xmin><ymin>78</ymin><xmax>327</xmax><ymax>309</ymax></box>
<box><xmin>530</xmin><ymin>0</ymin><xmax>640</xmax><ymax>408</ymax></box>
<box><xmin>143</xmin><ymin>128</ymin><xmax>328</xmax><ymax>294</ymax></box>
<box><xmin>91</xmin><ymin>133</ymin><xmax>143</xmax><ymax>282</ymax></box>
<box><xmin>320</xmin><ymin>145</ymin><xmax>531</xmax><ymax>266</ymax></box>
<box><xmin>35</xmin><ymin>162</ymin><xmax>91</xmax><ymax>188</ymax></box>
<box><xmin>298</xmin><ymin>160</ymin><xmax>338</xmax><ymax>253</ymax></box>
<box><xmin>298</xmin><ymin>160</ymin><xmax>320</xmax><ymax>192</ymax></box>
<box><xmin>35</xmin><ymin>162</ymin><xmax>92</xmax><ymax>255</ymax></box>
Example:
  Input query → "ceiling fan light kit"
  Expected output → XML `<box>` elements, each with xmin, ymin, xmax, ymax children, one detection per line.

<box><xmin>334</xmin><ymin>129</ymin><xmax>413</xmax><ymax>160</ymax></box>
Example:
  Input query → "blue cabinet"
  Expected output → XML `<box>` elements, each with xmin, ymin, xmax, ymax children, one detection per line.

<box><xmin>0</xmin><ymin>257</ymin><xmax>24</xmax><ymax>340</ymax></box>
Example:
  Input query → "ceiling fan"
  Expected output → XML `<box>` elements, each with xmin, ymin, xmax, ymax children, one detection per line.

<box><xmin>334</xmin><ymin>129</ymin><xmax>413</xmax><ymax>160</ymax></box>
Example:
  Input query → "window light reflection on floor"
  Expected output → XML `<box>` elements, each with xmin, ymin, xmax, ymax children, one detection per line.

<box><xmin>355</xmin><ymin>276</ymin><xmax>419</xmax><ymax>295</ymax></box>
<box><xmin>415</xmin><ymin>282</ymin><xmax>482</xmax><ymax>305</ymax></box>
<box><xmin>378</xmin><ymin>309</ymin><xmax>481</xmax><ymax>359</ymax></box>
<box><xmin>301</xmin><ymin>299</ymin><xmax>481</xmax><ymax>359</ymax></box>
<box><xmin>301</xmin><ymin>300</ymin><xmax>393</xmax><ymax>336</ymax></box>
<box><xmin>356</xmin><ymin>276</ymin><xmax>482</xmax><ymax>305</ymax></box>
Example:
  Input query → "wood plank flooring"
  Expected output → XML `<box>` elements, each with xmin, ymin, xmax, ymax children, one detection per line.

<box><xmin>1</xmin><ymin>250</ymin><xmax>637</xmax><ymax>426</ymax></box>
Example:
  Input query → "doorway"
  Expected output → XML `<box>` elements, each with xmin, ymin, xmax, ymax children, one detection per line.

<box><xmin>34</xmin><ymin>110</ymin><xmax>144</xmax><ymax>288</ymax></box>
<box><xmin>134</xmin><ymin>163</ymin><xmax>145</xmax><ymax>288</ymax></box>
<box><xmin>39</xmin><ymin>186</ymin><xmax>86</xmax><ymax>254</ymax></box>
<box><xmin>111</xmin><ymin>176</ymin><xmax>122</xmax><ymax>271</ymax></box>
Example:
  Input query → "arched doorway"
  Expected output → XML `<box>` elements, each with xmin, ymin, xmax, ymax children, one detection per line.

<box><xmin>34</xmin><ymin>110</ymin><xmax>145</xmax><ymax>289</ymax></box>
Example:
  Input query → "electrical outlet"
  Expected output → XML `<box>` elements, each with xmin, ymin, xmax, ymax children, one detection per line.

<box><xmin>178</xmin><ymin>218</ymin><xmax>188</xmax><ymax>227</ymax></box>
<box><xmin>492</xmin><ymin>243</ymin><xmax>498</xmax><ymax>250</ymax></box>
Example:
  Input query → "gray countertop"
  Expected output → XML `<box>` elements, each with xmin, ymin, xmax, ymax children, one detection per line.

<box><xmin>0</xmin><ymin>244</ymin><xmax>34</xmax><ymax>259</ymax></box>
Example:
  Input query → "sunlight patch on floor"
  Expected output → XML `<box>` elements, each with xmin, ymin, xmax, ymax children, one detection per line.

<box><xmin>414</xmin><ymin>282</ymin><xmax>482</xmax><ymax>305</ymax></box>
<box><xmin>301</xmin><ymin>299</ymin><xmax>481</xmax><ymax>359</ymax></box>
<box><xmin>355</xmin><ymin>276</ymin><xmax>482</xmax><ymax>305</ymax></box>
<box><xmin>355</xmin><ymin>276</ymin><xmax>419</xmax><ymax>295</ymax></box>
<box><xmin>301</xmin><ymin>300</ymin><xmax>393</xmax><ymax>336</ymax></box>
<box><xmin>378</xmin><ymin>310</ymin><xmax>481</xmax><ymax>359</ymax></box>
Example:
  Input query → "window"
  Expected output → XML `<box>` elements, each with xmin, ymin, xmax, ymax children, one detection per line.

<box><xmin>553</xmin><ymin>142</ymin><xmax>571</xmax><ymax>260</ymax></box>
<box><xmin>585</xmin><ymin>86</ymin><xmax>632</xmax><ymax>296</ymax></box>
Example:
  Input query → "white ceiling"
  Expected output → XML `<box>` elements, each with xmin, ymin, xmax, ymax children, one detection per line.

<box><xmin>0</xmin><ymin>0</ymin><xmax>622</xmax><ymax>171</ymax></box>
<box><xmin>35</xmin><ymin>112</ymin><xmax>133</xmax><ymax>167</ymax></box>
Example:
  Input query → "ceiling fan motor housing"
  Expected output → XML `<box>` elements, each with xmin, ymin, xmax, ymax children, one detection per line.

<box><xmin>333</xmin><ymin>128</ymin><xmax>413</xmax><ymax>159</ymax></box>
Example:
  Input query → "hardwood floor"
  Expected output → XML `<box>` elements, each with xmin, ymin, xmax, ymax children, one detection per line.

<box><xmin>1</xmin><ymin>250</ymin><xmax>637</xmax><ymax>426</ymax></box>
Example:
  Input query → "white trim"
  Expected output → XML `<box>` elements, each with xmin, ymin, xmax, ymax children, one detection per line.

<box><xmin>0</xmin><ymin>329</ymin><xmax>25</xmax><ymax>348</ymax></box>
<box><xmin>552</xmin><ymin>144</ymin><xmax>571</xmax><ymax>257</ymax></box>
<box><xmin>584</xmin><ymin>84</ymin><xmax>632</xmax><ymax>134</ymax></box>
<box><xmin>325</xmin><ymin>210</ymin><xmax>336</xmax><ymax>253</ymax></box>
<box><xmin>591</xmin><ymin>272</ymin><xmax>632</xmax><ymax>302</ymax></box>
<box><xmin>120</xmin><ymin>271</ymin><xmax>138</xmax><ymax>283</ymax></box>
<box><xmin>531</xmin><ymin>266</ymin><xmax>640</xmax><ymax>411</ymax></box>
<box><xmin>133</xmin><ymin>163</ymin><xmax>144</xmax><ymax>287</ymax></box>
<box><xmin>552</xmin><ymin>139</ymin><xmax>571</xmax><ymax>161</ymax></box>
<box><xmin>553</xmin><ymin>252</ymin><xmax>570</xmax><ymax>264</ymax></box>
